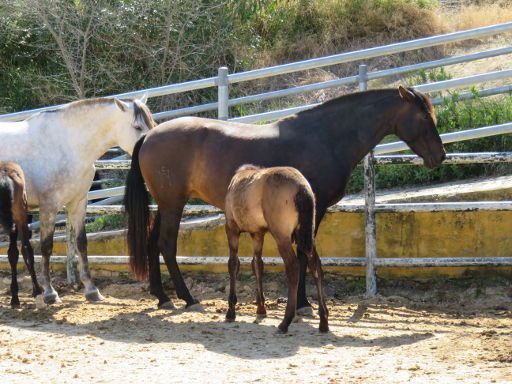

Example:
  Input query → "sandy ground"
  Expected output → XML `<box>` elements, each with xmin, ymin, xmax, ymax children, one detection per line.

<box><xmin>0</xmin><ymin>272</ymin><xmax>511</xmax><ymax>384</ymax></box>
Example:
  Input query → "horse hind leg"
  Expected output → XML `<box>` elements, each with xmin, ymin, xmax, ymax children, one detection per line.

<box><xmin>67</xmin><ymin>197</ymin><xmax>103</xmax><ymax>302</ymax></box>
<box><xmin>158</xmin><ymin>203</ymin><xmax>201</xmax><ymax>310</ymax></box>
<box><xmin>296</xmin><ymin>250</ymin><xmax>313</xmax><ymax>317</ymax></box>
<box><xmin>147</xmin><ymin>211</ymin><xmax>174</xmax><ymax>309</ymax></box>
<box><xmin>306</xmin><ymin>246</ymin><xmax>329</xmax><ymax>333</ymax></box>
<box><xmin>8</xmin><ymin>226</ymin><xmax>20</xmax><ymax>308</ymax></box>
<box><xmin>251</xmin><ymin>232</ymin><xmax>266</xmax><ymax>319</ymax></box>
<box><xmin>15</xmin><ymin>215</ymin><xmax>42</xmax><ymax>298</ymax></box>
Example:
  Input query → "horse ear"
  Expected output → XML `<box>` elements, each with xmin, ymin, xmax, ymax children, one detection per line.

<box><xmin>114</xmin><ymin>98</ymin><xmax>129</xmax><ymax>112</ymax></box>
<box><xmin>398</xmin><ymin>85</ymin><xmax>415</xmax><ymax>102</ymax></box>
<box><xmin>138</xmin><ymin>93</ymin><xmax>148</xmax><ymax>105</ymax></box>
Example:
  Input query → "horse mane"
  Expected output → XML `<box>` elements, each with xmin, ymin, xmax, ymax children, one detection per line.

<box><xmin>293</xmin><ymin>87</ymin><xmax>435</xmax><ymax>121</ymax></box>
<box><xmin>133</xmin><ymin>100</ymin><xmax>156</xmax><ymax>129</ymax></box>
<box><xmin>236</xmin><ymin>164</ymin><xmax>261</xmax><ymax>173</ymax></box>
<box><xmin>41</xmin><ymin>98</ymin><xmax>115</xmax><ymax>115</ymax></box>
<box><xmin>33</xmin><ymin>97</ymin><xmax>155</xmax><ymax>128</ymax></box>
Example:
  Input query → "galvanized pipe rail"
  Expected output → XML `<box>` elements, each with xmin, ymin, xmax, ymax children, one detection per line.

<box><xmin>155</xmin><ymin>46</ymin><xmax>512</xmax><ymax>120</ymax></box>
<box><xmin>2</xmin><ymin>23</ymin><xmax>512</xmax><ymax>290</ymax></box>
<box><xmin>231</xmin><ymin>70</ymin><xmax>512</xmax><ymax>124</ymax></box>
<box><xmin>1</xmin><ymin>22</ymin><xmax>512</xmax><ymax>123</ymax></box>
<box><xmin>2</xmin><ymin>255</ymin><xmax>512</xmax><ymax>268</ymax></box>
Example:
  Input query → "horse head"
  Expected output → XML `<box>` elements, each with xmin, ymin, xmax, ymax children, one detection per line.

<box><xmin>394</xmin><ymin>86</ymin><xmax>446</xmax><ymax>169</ymax></box>
<box><xmin>113</xmin><ymin>93</ymin><xmax>156</xmax><ymax>155</ymax></box>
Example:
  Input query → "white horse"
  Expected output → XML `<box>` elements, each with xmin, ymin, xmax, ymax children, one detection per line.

<box><xmin>0</xmin><ymin>95</ymin><xmax>155</xmax><ymax>304</ymax></box>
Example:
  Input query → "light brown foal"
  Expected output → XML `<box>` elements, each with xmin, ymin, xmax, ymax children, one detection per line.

<box><xmin>224</xmin><ymin>165</ymin><xmax>329</xmax><ymax>333</ymax></box>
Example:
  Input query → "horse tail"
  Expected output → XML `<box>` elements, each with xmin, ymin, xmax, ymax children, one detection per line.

<box><xmin>294</xmin><ymin>184</ymin><xmax>315</xmax><ymax>257</ymax></box>
<box><xmin>124</xmin><ymin>134</ymin><xmax>150</xmax><ymax>280</ymax></box>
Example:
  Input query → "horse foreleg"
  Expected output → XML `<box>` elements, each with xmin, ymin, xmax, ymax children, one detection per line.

<box><xmin>251</xmin><ymin>232</ymin><xmax>266</xmax><ymax>318</ymax></box>
<box><xmin>148</xmin><ymin>211</ymin><xmax>173</xmax><ymax>308</ymax></box>
<box><xmin>39</xmin><ymin>208</ymin><xmax>61</xmax><ymax>304</ymax></box>
<box><xmin>225</xmin><ymin>224</ymin><xmax>240</xmax><ymax>322</ymax></box>
<box><xmin>67</xmin><ymin>197</ymin><xmax>103</xmax><ymax>302</ymax></box>
<box><xmin>8</xmin><ymin>227</ymin><xmax>20</xmax><ymax>308</ymax></box>
<box><xmin>158</xmin><ymin>207</ymin><xmax>200</xmax><ymax>310</ymax></box>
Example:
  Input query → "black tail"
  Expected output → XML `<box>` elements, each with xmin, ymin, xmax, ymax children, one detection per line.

<box><xmin>0</xmin><ymin>176</ymin><xmax>14</xmax><ymax>232</ymax></box>
<box><xmin>124</xmin><ymin>135</ymin><xmax>150</xmax><ymax>280</ymax></box>
<box><xmin>294</xmin><ymin>185</ymin><xmax>315</xmax><ymax>256</ymax></box>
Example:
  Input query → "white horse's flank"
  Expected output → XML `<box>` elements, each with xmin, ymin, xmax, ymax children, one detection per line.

<box><xmin>0</xmin><ymin>95</ymin><xmax>153</xmax><ymax>303</ymax></box>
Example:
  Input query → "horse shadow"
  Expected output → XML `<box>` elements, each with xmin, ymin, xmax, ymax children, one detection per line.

<box><xmin>0</xmin><ymin>294</ymin><xmax>436</xmax><ymax>360</ymax></box>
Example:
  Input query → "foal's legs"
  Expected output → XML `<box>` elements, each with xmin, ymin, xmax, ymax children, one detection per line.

<box><xmin>39</xmin><ymin>207</ymin><xmax>60</xmax><ymax>304</ymax></box>
<box><xmin>225</xmin><ymin>223</ymin><xmax>240</xmax><ymax>322</ymax></box>
<box><xmin>275</xmin><ymin>237</ymin><xmax>299</xmax><ymax>333</ymax></box>
<box><xmin>306</xmin><ymin>246</ymin><xmax>329</xmax><ymax>332</ymax></box>
<box><xmin>251</xmin><ymin>232</ymin><xmax>266</xmax><ymax>318</ymax></box>
<box><xmin>158</xmin><ymin>204</ymin><xmax>199</xmax><ymax>309</ymax></box>
<box><xmin>67</xmin><ymin>196</ymin><xmax>103</xmax><ymax>302</ymax></box>
<box><xmin>8</xmin><ymin>227</ymin><xmax>20</xmax><ymax>308</ymax></box>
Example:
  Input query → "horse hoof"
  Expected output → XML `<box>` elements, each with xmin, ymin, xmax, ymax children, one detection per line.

<box><xmin>319</xmin><ymin>323</ymin><xmax>329</xmax><ymax>333</ymax></box>
<box><xmin>186</xmin><ymin>303</ymin><xmax>204</xmax><ymax>312</ymax></box>
<box><xmin>10</xmin><ymin>300</ymin><xmax>21</xmax><ymax>309</ymax></box>
<box><xmin>225</xmin><ymin>317</ymin><xmax>236</xmax><ymax>323</ymax></box>
<box><xmin>43</xmin><ymin>292</ymin><xmax>61</xmax><ymax>305</ymax></box>
<box><xmin>276</xmin><ymin>326</ymin><xmax>288</xmax><ymax>334</ymax></box>
<box><xmin>85</xmin><ymin>289</ymin><xmax>105</xmax><ymax>302</ymax></box>
<box><xmin>256</xmin><ymin>313</ymin><xmax>267</xmax><ymax>320</ymax></box>
<box><xmin>35</xmin><ymin>295</ymin><xmax>48</xmax><ymax>310</ymax></box>
<box><xmin>296</xmin><ymin>306</ymin><xmax>314</xmax><ymax>317</ymax></box>
<box><xmin>158</xmin><ymin>301</ymin><xmax>177</xmax><ymax>310</ymax></box>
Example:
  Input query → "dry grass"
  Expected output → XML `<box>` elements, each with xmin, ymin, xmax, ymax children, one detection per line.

<box><xmin>444</xmin><ymin>2</ymin><xmax>512</xmax><ymax>31</ymax></box>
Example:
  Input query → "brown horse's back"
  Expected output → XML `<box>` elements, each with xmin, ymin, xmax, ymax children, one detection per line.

<box><xmin>138</xmin><ymin>117</ymin><xmax>288</xmax><ymax>209</ymax></box>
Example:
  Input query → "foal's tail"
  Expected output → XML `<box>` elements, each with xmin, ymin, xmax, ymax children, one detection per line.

<box><xmin>294</xmin><ymin>185</ymin><xmax>315</xmax><ymax>257</ymax></box>
<box><xmin>0</xmin><ymin>176</ymin><xmax>14</xmax><ymax>232</ymax></box>
<box><xmin>124</xmin><ymin>135</ymin><xmax>150</xmax><ymax>280</ymax></box>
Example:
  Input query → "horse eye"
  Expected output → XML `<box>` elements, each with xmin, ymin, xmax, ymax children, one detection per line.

<box><xmin>135</xmin><ymin>126</ymin><xmax>142</xmax><ymax>131</ymax></box>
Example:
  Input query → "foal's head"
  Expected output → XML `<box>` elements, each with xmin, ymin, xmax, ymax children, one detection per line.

<box><xmin>112</xmin><ymin>94</ymin><xmax>156</xmax><ymax>154</ymax></box>
<box><xmin>393</xmin><ymin>86</ymin><xmax>446</xmax><ymax>169</ymax></box>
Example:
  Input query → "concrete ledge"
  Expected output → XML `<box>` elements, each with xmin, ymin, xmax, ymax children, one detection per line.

<box><xmin>2</xmin><ymin>177</ymin><xmax>511</xmax><ymax>278</ymax></box>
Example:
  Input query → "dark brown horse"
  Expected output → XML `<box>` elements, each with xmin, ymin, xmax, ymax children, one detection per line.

<box><xmin>124</xmin><ymin>86</ymin><xmax>446</xmax><ymax>311</ymax></box>
<box><xmin>224</xmin><ymin>165</ymin><xmax>328</xmax><ymax>333</ymax></box>
<box><xmin>0</xmin><ymin>162</ymin><xmax>42</xmax><ymax>307</ymax></box>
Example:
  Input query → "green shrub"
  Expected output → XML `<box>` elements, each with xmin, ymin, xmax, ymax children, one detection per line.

<box><xmin>86</xmin><ymin>214</ymin><xmax>125</xmax><ymax>233</ymax></box>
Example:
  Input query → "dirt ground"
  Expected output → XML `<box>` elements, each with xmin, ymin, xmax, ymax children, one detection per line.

<box><xmin>0</xmin><ymin>272</ymin><xmax>511</xmax><ymax>384</ymax></box>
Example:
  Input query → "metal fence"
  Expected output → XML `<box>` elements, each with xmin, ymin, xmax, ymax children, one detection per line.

<box><xmin>1</xmin><ymin>22</ymin><xmax>512</xmax><ymax>294</ymax></box>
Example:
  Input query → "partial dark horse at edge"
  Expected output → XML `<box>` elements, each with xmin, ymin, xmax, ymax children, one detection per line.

<box><xmin>0</xmin><ymin>162</ymin><xmax>42</xmax><ymax>307</ymax></box>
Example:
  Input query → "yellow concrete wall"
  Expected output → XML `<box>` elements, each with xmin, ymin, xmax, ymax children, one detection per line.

<box><xmin>3</xmin><ymin>210</ymin><xmax>509</xmax><ymax>278</ymax></box>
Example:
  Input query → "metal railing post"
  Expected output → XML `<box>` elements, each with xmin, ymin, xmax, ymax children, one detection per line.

<box><xmin>359</xmin><ymin>64</ymin><xmax>378</xmax><ymax>297</ymax></box>
<box><xmin>217</xmin><ymin>67</ymin><xmax>229</xmax><ymax>120</ymax></box>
